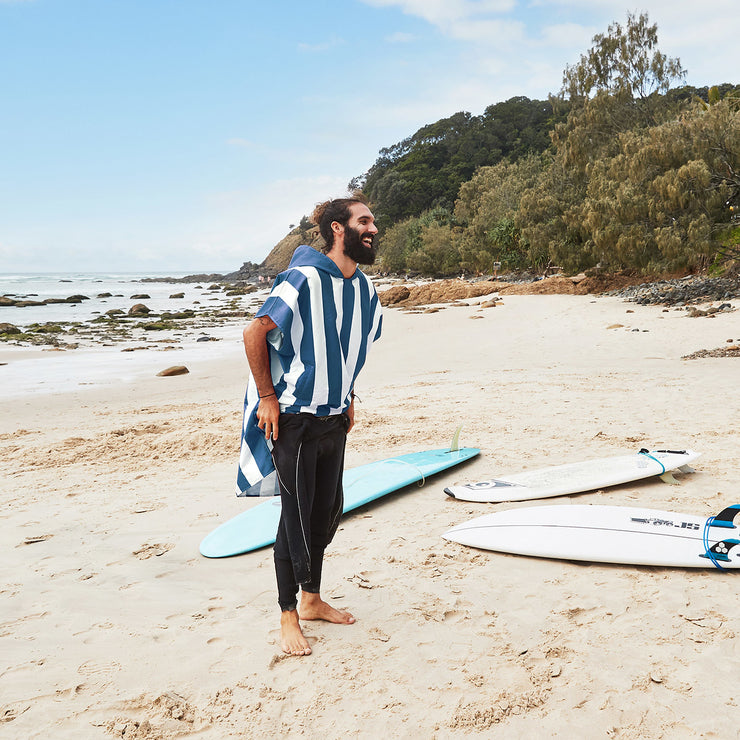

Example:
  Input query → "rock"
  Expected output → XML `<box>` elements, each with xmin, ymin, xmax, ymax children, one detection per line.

<box><xmin>97</xmin><ymin>292</ymin><xmax>113</xmax><ymax>298</ymax></box>
<box><xmin>0</xmin><ymin>322</ymin><xmax>21</xmax><ymax>334</ymax></box>
<box><xmin>609</xmin><ymin>276</ymin><xmax>740</xmax><ymax>307</ymax></box>
<box><xmin>379</xmin><ymin>286</ymin><xmax>411</xmax><ymax>305</ymax></box>
<box><xmin>0</xmin><ymin>296</ymin><xmax>17</xmax><ymax>306</ymax></box>
<box><xmin>142</xmin><ymin>321</ymin><xmax>173</xmax><ymax>331</ymax></box>
<box><xmin>169</xmin><ymin>292</ymin><xmax>185</xmax><ymax>299</ymax></box>
<box><xmin>65</xmin><ymin>294</ymin><xmax>90</xmax><ymax>303</ymax></box>
<box><xmin>106</xmin><ymin>309</ymin><xmax>125</xmax><ymax>316</ymax></box>
<box><xmin>157</xmin><ymin>365</ymin><xmax>189</xmax><ymax>377</ymax></box>
<box><xmin>128</xmin><ymin>303</ymin><xmax>151</xmax><ymax>316</ymax></box>
<box><xmin>160</xmin><ymin>310</ymin><xmax>195</xmax><ymax>320</ymax></box>
<box><xmin>130</xmin><ymin>293</ymin><xmax>151</xmax><ymax>299</ymax></box>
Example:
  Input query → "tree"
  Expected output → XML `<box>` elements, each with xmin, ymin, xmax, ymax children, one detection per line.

<box><xmin>519</xmin><ymin>12</ymin><xmax>689</xmax><ymax>271</ymax></box>
<box><xmin>377</xmin><ymin>217</ymin><xmax>422</xmax><ymax>273</ymax></box>
<box><xmin>455</xmin><ymin>154</ymin><xmax>544</xmax><ymax>272</ymax></box>
<box><xmin>562</xmin><ymin>12</ymin><xmax>685</xmax><ymax>108</ymax></box>
<box><xmin>357</xmin><ymin>98</ymin><xmax>567</xmax><ymax>228</ymax></box>
<box><xmin>585</xmin><ymin>101</ymin><xmax>740</xmax><ymax>272</ymax></box>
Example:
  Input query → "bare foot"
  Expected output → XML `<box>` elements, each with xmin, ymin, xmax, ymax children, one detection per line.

<box><xmin>298</xmin><ymin>592</ymin><xmax>355</xmax><ymax>624</ymax></box>
<box><xmin>280</xmin><ymin>609</ymin><xmax>312</xmax><ymax>656</ymax></box>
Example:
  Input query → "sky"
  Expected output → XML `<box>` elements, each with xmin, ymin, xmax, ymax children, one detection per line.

<box><xmin>1</xmin><ymin>0</ymin><xmax>738</xmax><ymax>274</ymax></box>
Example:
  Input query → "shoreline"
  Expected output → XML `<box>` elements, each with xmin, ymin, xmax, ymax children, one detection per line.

<box><xmin>2</xmin><ymin>271</ymin><xmax>739</xmax><ymax>401</ymax></box>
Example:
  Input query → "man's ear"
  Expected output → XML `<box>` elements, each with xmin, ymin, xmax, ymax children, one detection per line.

<box><xmin>330</xmin><ymin>220</ymin><xmax>344</xmax><ymax>237</ymax></box>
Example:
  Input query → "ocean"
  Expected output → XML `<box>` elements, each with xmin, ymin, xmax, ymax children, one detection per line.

<box><xmin>0</xmin><ymin>271</ymin><xmax>222</xmax><ymax>328</ymax></box>
<box><xmin>0</xmin><ymin>272</ymin><xmax>266</xmax><ymax>399</ymax></box>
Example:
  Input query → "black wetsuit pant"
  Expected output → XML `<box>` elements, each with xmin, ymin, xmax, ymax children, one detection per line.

<box><xmin>272</xmin><ymin>412</ymin><xmax>348</xmax><ymax>612</ymax></box>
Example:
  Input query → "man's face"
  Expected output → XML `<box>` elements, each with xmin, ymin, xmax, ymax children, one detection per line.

<box><xmin>342</xmin><ymin>203</ymin><xmax>378</xmax><ymax>265</ymax></box>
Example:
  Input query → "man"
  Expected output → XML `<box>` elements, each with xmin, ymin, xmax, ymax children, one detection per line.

<box><xmin>237</xmin><ymin>196</ymin><xmax>382</xmax><ymax>656</ymax></box>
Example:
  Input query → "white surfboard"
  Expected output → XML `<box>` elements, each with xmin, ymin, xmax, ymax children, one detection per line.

<box><xmin>444</xmin><ymin>449</ymin><xmax>701</xmax><ymax>503</ymax></box>
<box><xmin>443</xmin><ymin>503</ymin><xmax>740</xmax><ymax>569</ymax></box>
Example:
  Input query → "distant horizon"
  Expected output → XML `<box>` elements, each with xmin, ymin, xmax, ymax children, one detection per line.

<box><xmin>0</xmin><ymin>267</ymin><xmax>239</xmax><ymax>278</ymax></box>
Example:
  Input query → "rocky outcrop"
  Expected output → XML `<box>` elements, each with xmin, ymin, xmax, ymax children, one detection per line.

<box><xmin>378</xmin><ymin>280</ymin><xmax>500</xmax><ymax>307</ymax></box>
<box><xmin>261</xmin><ymin>228</ymin><xmax>324</xmax><ymax>273</ymax></box>
<box><xmin>606</xmin><ymin>275</ymin><xmax>740</xmax><ymax>306</ymax></box>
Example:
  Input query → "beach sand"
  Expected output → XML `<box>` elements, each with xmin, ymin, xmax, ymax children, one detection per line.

<box><xmin>2</xmin><ymin>292</ymin><xmax>739</xmax><ymax>738</ymax></box>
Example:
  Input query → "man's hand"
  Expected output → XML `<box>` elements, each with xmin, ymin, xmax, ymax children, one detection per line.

<box><xmin>257</xmin><ymin>394</ymin><xmax>280</xmax><ymax>440</ymax></box>
<box><xmin>243</xmin><ymin>316</ymin><xmax>281</xmax><ymax>440</ymax></box>
<box><xmin>346</xmin><ymin>397</ymin><xmax>355</xmax><ymax>434</ymax></box>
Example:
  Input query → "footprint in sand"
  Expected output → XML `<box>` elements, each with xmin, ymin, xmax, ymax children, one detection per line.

<box><xmin>132</xmin><ymin>543</ymin><xmax>174</xmax><ymax>560</ymax></box>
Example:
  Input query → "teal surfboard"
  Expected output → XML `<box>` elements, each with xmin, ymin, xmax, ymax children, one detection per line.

<box><xmin>200</xmin><ymin>446</ymin><xmax>479</xmax><ymax>558</ymax></box>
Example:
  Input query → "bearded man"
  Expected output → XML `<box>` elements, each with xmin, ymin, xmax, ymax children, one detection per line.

<box><xmin>238</xmin><ymin>196</ymin><xmax>382</xmax><ymax>656</ymax></box>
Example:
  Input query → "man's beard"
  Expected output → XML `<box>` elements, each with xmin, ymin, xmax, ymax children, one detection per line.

<box><xmin>343</xmin><ymin>225</ymin><xmax>376</xmax><ymax>265</ymax></box>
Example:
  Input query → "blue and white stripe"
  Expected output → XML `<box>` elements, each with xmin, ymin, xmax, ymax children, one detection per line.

<box><xmin>236</xmin><ymin>246</ymin><xmax>382</xmax><ymax>496</ymax></box>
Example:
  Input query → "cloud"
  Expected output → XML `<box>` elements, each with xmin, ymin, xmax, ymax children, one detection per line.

<box><xmin>385</xmin><ymin>31</ymin><xmax>415</xmax><ymax>43</ymax></box>
<box><xmin>298</xmin><ymin>35</ymin><xmax>346</xmax><ymax>53</ymax></box>
<box><xmin>361</xmin><ymin>0</ymin><xmax>516</xmax><ymax>30</ymax></box>
<box><xmin>445</xmin><ymin>18</ymin><xmax>525</xmax><ymax>43</ymax></box>
<box><xmin>537</xmin><ymin>22</ymin><xmax>596</xmax><ymax>49</ymax></box>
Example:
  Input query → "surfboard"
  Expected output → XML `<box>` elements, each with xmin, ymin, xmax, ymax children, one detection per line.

<box><xmin>444</xmin><ymin>449</ymin><xmax>701</xmax><ymax>503</ymax></box>
<box><xmin>200</xmin><ymin>445</ymin><xmax>479</xmax><ymax>558</ymax></box>
<box><xmin>443</xmin><ymin>503</ymin><xmax>740</xmax><ymax>569</ymax></box>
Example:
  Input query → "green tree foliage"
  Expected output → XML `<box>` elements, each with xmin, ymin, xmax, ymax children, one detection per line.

<box><xmin>455</xmin><ymin>154</ymin><xmax>544</xmax><ymax>272</ymax></box>
<box><xmin>355</xmin><ymin>98</ymin><xmax>568</xmax><ymax>229</ymax></box>
<box><xmin>585</xmin><ymin>101</ymin><xmax>740</xmax><ymax>271</ymax></box>
<box><xmin>562</xmin><ymin>11</ymin><xmax>685</xmax><ymax>124</ymax></box>
<box><xmin>377</xmin><ymin>207</ymin><xmax>462</xmax><ymax>276</ymax></box>
<box><xmin>519</xmin><ymin>12</ymin><xmax>690</xmax><ymax>272</ymax></box>
<box><xmin>406</xmin><ymin>221</ymin><xmax>462</xmax><ymax>276</ymax></box>
<box><xmin>377</xmin><ymin>217</ymin><xmax>422</xmax><ymax>273</ymax></box>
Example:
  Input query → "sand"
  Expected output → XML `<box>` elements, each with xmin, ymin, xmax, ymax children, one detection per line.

<box><xmin>2</xmin><ymin>292</ymin><xmax>740</xmax><ymax>738</ymax></box>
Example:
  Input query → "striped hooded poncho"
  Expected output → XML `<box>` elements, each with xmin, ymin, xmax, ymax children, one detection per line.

<box><xmin>236</xmin><ymin>245</ymin><xmax>383</xmax><ymax>496</ymax></box>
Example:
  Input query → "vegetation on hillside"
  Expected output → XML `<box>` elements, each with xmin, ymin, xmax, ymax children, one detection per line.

<box><xmin>273</xmin><ymin>12</ymin><xmax>739</xmax><ymax>277</ymax></box>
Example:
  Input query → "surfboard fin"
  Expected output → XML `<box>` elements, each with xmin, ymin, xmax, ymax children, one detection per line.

<box><xmin>659</xmin><ymin>471</ymin><xmax>680</xmax><ymax>485</ymax></box>
<box><xmin>710</xmin><ymin>504</ymin><xmax>740</xmax><ymax>529</ymax></box>
<box><xmin>700</xmin><ymin>538</ymin><xmax>740</xmax><ymax>562</ymax></box>
<box><xmin>449</xmin><ymin>425</ymin><xmax>462</xmax><ymax>452</ymax></box>
<box><xmin>677</xmin><ymin>464</ymin><xmax>696</xmax><ymax>474</ymax></box>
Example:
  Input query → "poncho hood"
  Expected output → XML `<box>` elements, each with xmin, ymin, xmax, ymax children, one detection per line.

<box><xmin>288</xmin><ymin>244</ymin><xmax>355</xmax><ymax>279</ymax></box>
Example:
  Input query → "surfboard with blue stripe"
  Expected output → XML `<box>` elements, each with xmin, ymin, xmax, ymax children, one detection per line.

<box><xmin>202</xmin><ymin>446</ymin><xmax>479</xmax><ymax>558</ymax></box>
